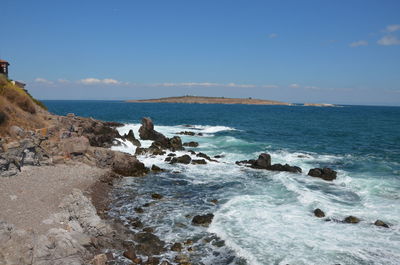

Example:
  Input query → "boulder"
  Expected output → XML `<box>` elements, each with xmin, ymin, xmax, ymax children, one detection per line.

<box><xmin>252</xmin><ymin>153</ymin><xmax>271</xmax><ymax>169</ymax></box>
<box><xmin>123</xmin><ymin>129</ymin><xmax>141</xmax><ymax>147</ymax></box>
<box><xmin>169</xmin><ymin>136</ymin><xmax>184</xmax><ymax>151</ymax></box>
<box><xmin>343</xmin><ymin>216</ymin><xmax>360</xmax><ymax>224</ymax></box>
<box><xmin>183</xmin><ymin>141</ymin><xmax>199</xmax><ymax>147</ymax></box>
<box><xmin>135</xmin><ymin>146</ymin><xmax>166</xmax><ymax>156</ymax></box>
<box><xmin>151</xmin><ymin>164</ymin><xmax>165</xmax><ymax>172</ymax></box>
<box><xmin>63</xmin><ymin>136</ymin><xmax>90</xmax><ymax>155</ymax></box>
<box><xmin>374</xmin><ymin>220</ymin><xmax>389</xmax><ymax>228</ymax></box>
<box><xmin>170</xmin><ymin>155</ymin><xmax>191</xmax><ymax>164</ymax></box>
<box><xmin>268</xmin><ymin>163</ymin><xmax>302</xmax><ymax>173</ymax></box>
<box><xmin>314</xmin><ymin>208</ymin><xmax>325</xmax><ymax>218</ymax></box>
<box><xmin>192</xmin><ymin>213</ymin><xmax>214</xmax><ymax>227</ymax></box>
<box><xmin>176</xmin><ymin>131</ymin><xmax>195</xmax><ymax>136</ymax></box>
<box><xmin>196</xmin><ymin>152</ymin><xmax>213</xmax><ymax>161</ymax></box>
<box><xmin>112</xmin><ymin>151</ymin><xmax>149</xmax><ymax>176</ymax></box>
<box><xmin>133</xmin><ymin>232</ymin><xmax>166</xmax><ymax>256</ymax></box>
<box><xmin>138</xmin><ymin>117</ymin><xmax>168</xmax><ymax>143</ymax></box>
<box><xmin>308</xmin><ymin>168</ymin><xmax>337</xmax><ymax>181</ymax></box>
<box><xmin>9</xmin><ymin>125</ymin><xmax>25</xmax><ymax>137</ymax></box>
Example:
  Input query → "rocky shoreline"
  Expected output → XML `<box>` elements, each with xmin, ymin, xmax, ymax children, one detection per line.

<box><xmin>0</xmin><ymin>112</ymin><xmax>392</xmax><ymax>265</ymax></box>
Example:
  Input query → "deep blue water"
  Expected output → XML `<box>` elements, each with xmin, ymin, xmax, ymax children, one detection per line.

<box><xmin>44</xmin><ymin>100</ymin><xmax>400</xmax><ymax>265</ymax></box>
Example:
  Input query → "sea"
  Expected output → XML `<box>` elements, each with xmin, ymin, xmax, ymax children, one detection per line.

<box><xmin>44</xmin><ymin>100</ymin><xmax>400</xmax><ymax>265</ymax></box>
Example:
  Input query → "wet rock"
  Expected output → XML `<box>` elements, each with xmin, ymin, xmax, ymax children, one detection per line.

<box><xmin>192</xmin><ymin>159</ymin><xmax>207</xmax><ymax>165</ymax></box>
<box><xmin>143</xmin><ymin>227</ymin><xmax>155</xmax><ymax>233</ymax></box>
<box><xmin>169</xmin><ymin>136</ymin><xmax>184</xmax><ymax>151</ymax></box>
<box><xmin>112</xmin><ymin>151</ymin><xmax>149</xmax><ymax>176</ymax></box>
<box><xmin>127</xmin><ymin>217</ymin><xmax>143</xmax><ymax>228</ymax></box>
<box><xmin>145</xmin><ymin>257</ymin><xmax>160</xmax><ymax>265</ymax></box>
<box><xmin>151</xmin><ymin>164</ymin><xmax>165</xmax><ymax>172</ymax></box>
<box><xmin>214</xmin><ymin>155</ymin><xmax>224</xmax><ymax>158</ymax></box>
<box><xmin>167</xmin><ymin>153</ymin><xmax>176</xmax><ymax>157</ymax></box>
<box><xmin>192</xmin><ymin>213</ymin><xmax>214</xmax><ymax>227</ymax></box>
<box><xmin>210</xmin><ymin>199</ymin><xmax>218</xmax><ymax>204</ymax></box>
<box><xmin>170</xmin><ymin>155</ymin><xmax>191</xmax><ymax>164</ymax></box>
<box><xmin>134</xmin><ymin>207</ymin><xmax>144</xmax><ymax>214</ymax></box>
<box><xmin>135</xmin><ymin>146</ymin><xmax>166</xmax><ymax>156</ymax></box>
<box><xmin>343</xmin><ymin>216</ymin><xmax>360</xmax><ymax>224</ymax></box>
<box><xmin>177</xmin><ymin>131</ymin><xmax>195</xmax><ymax>136</ymax></box>
<box><xmin>183</xmin><ymin>141</ymin><xmax>199</xmax><ymax>147</ymax></box>
<box><xmin>133</xmin><ymin>232</ymin><xmax>166</xmax><ymax>256</ymax></box>
<box><xmin>151</xmin><ymin>193</ymin><xmax>163</xmax><ymax>200</ymax></box>
<box><xmin>252</xmin><ymin>153</ymin><xmax>271</xmax><ymax>169</ymax></box>
<box><xmin>308</xmin><ymin>168</ymin><xmax>337</xmax><ymax>181</ymax></box>
<box><xmin>165</xmin><ymin>157</ymin><xmax>172</xmax><ymax>162</ymax></box>
<box><xmin>374</xmin><ymin>220</ymin><xmax>389</xmax><ymax>228</ymax></box>
<box><xmin>314</xmin><ymin>208</ymin><xmax>325</xmax><ymax>218</ymax></box>
<box><xmin>171</xmin><ymin>242</ymin><xmax>183</xmax><ymax>252</ymax></box>
<box><xmin>196</xmin><ymin>152</ymin><xmax>214</xmax><ymax>161</ymax></box>
<box><xmin>123</xmin><ymin>129</ymin><xmax>141</xmax><ymax>147</ymax></box>
<box><xmin>123</xmin><ymin>246</ymin><xmax>137</xmax><ymax>261</ymax></box>
<box><xmin>139</xmin><ymin>117</ymin><xmax>169</xmax><ymax>144</ymax></box>
<box><xmin>267</xmin><ymin>163</ymin><xmax>302</xmax><ymax>173</ymax></box>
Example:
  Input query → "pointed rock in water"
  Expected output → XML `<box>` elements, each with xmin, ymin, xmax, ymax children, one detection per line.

<box><xmin>236</xmin><ymin>153</ymin><xmax>301</xmax><ymax>173</ymax></box>
<box><xmin>170</xmin><ymin>155</ymin><xmax>191</xmax><ymax>164</ymax></box>
<box><xmin>252</xmin><ymin>153</ymin><xmax>271</xmax><ymax>169</ymax></box>
<box><xmin>139</xmin><ymin>117</ymin><xmax>169</xmax><ymax>142</ymax></box>
<box><xmin>314</xmin><ymin>208</ymin><xmax>326</xmax><ymax>218</ymax></box>
<box><xmin>374</xmin><ymin>220</ymin><xmax>389</xmax><ymax>228</ymax></box>
<box><xmin>123</xmin><ymin>129</ymin><xmax>141</xmax><ymax>147</ymax></box>
<box><xmin>192</xmin><ymin>213</ymin><xmax>214</xmax><ymax>227</ymax></box>
<box><xmin>308</xmin><ymin>168</ymin><xmax>337</xmax><ymax>181</ymax></box>
<box><xmin>343</xmin><ymin>216</ymin><xmax>360</xmax><ymax>224</ymax></box>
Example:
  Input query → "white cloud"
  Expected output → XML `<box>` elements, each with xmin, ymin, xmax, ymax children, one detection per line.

<box><xmin>268</xmin><ymin>33</ymin><xmax>278</xmax><ymax>39</ymax></box>
<box><xmin>385</xmin><ymin>24</ymin><xmax>400</xmax><ymax>33</ymax></box>
<box><xmin>57</xmin><ymin>79</ymin><xmax>69</xmax><ymax>83</ymax></box>
<box><xmin>304</xmin><ymin>86</ymin><xmax>320</xmax><ymax>90</ymax></box>
<box><xmin>289</xmin><ymin>83</ymin><xmax>300</xmax><ymax>88</ymax></box>
<box><xmin>79</xmin><ymin>78</ymin><xmax>121</xmax><ymax>85</ymax></box>
<box><xmin>34</xmin><ymin>78</ymin><xmax>54</xmax><ymax>85</ymax></box>
<box><xmin>349</xmin><ymin>40</ymin><xmax>368</xmax><ymax>47</ymax></box>
<box><xmin>377</xmin><ymin>35</ymin><xmax>400</xmax><ymax>46</ymax></box>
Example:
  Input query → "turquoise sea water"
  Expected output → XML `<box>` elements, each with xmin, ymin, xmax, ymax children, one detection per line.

<box><xmin>44</xmin><ymin>100</ymin><xmax>400</xmax><ymax>265</ymax></box>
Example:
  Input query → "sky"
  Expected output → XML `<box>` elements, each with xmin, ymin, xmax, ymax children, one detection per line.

<box><xmin>1</xmin><ymin>0</ymin><xmax>400</xmax><ymax>105</ymax></box>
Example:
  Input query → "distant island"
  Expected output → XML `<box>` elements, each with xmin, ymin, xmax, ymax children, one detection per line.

<box><xmin>126</xmin><ymin>96</ymin><xmax>292</xmax><ymax>106</ymax></box>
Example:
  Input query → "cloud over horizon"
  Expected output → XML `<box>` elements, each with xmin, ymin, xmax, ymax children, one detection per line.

<box><xmin>349</xmin><ymin>40</ymin><xmax>368</xmax><ymax>47</ymax></box>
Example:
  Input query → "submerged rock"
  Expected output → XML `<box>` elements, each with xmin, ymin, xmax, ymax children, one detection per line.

<box><xmin>374</xmin><ymin>220</ymin><xmax>389</xmax><ymax>228</ymax></box>
<box><xmin>183</xmin><ymin>141</ymin><xmax>199</xmax><ymax>147</ymax></box>
<box><xmin>343</xmin><ymin>216</ymin><xmax>360</xmax><ymax>224</ymax></box>
<box><xmin>177</xmin><ymin>131</ymin><xmax>195</xmax><ymax>136</ymax></box>
<box><xmin>308</xmin><ymin>168</ymin><xmax>337</xmax><ymax>181</ymax></box>
<box><xmin>192</xmin><ymin>213</ymin><xmax>214</xmax><ymax>227</ymax></box>
<box><xmin>314</xmin><ymin>208</ymin><xmax>326</xmax><ymax>218</ymax></box>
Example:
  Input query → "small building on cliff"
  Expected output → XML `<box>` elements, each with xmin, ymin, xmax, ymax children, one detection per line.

<box><xmin>0</xmin><ymin>59</ymin><xmax>26</xmax><ymax>89</ymax></box>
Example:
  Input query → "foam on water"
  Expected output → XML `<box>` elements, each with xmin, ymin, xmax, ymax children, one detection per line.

<box><xmin>108</xmin><ymin>122</ymin><xmax>400</xmax><ymax>265</ymax></box>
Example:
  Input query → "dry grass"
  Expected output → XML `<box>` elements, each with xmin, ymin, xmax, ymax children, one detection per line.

<box><xmin>0</xmin><ymin>75</ymin><xmax>48</xmax><ymax>137</ymax></box>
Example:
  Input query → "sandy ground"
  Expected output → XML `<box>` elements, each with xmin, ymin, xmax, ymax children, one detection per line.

<box><xmin>0</xmin><ymin>163</ymin><xmax>108</xmax><ymax>234</ymax></box>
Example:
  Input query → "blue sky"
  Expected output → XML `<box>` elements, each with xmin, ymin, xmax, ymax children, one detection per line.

<box><xmin>2</xmin><ymin>0</ymin><xmax>400</xmax><ymax>105</ymax></box>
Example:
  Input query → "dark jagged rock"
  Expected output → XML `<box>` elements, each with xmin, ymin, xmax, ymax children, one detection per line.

<box><xmin>151</xmin><ymin>193</ymin><xmax>163</xmax><ymax>200</ymax></box>
<box><xmin>103</xmin><ymin>121</ymin><xmax>124</xmax><ymax>127</ymax></box>
<box><xmin>133</xmin><ymin>232</ymin><xmax>166</xmax><ymax>256</ymax></box>
<box><xmin>214</xmin><ymin>155</ymin><xmax>224</xmax><ymax>158</ymax></box>
<box><xmin>252</xmin><ymin>153</ymin><xmax>271</xmax><ymax>169</ymax></box>
<box><xmin>135</xmin><ymin>146</ymin><xmax>166</xmax><ymax>156</ymax></box>
<box><xmin>123</xmin><ymin>129</ymin><xmax>141</xmax><ymax>147</ymax></box>
<box><xmin>268</xmin><ymin>163</ymin><xmax>302</xmax><ymax>173</ymax></box>
<box><xmin>134</xmin><ymin>207</ymin><xmax>144</xmax><ymax>213</ymax></box>
<box><xmin>343</xmin><ymin>216</ymin><xmax>360</xmax><ymax>224</ymax></box>
<box><xmin>308</xmin><ymin>168</ymin><xmax>337</xmax><ymax>181</ymax></box>
<box><xmin>165</xmin><ymin>157</ymin><xmax>172</xmax><ymax>162</ymax></box>
<box><xmin>236</xmin><ymin>153</ymin><xmax>301</xmax><ymax>173</ymax></box>
<box><xmin>176</xmin><ymin>131</ymin><xmax>195</xmax><ymax>136</ymax></box>
<box><xmin>314</xmin><ymin>208</ymin><xmax>325</xmax><ymax>218</ymax></box>
<box><xmin>192</xmin><ymin>159</ymin><xmax>207</xmax><ymax>165</ymax></box>
<box><xmin>123</xmin><ymin>246</ymin><xmax>137</xmax><ymax>261</ymax></box>
<box><xmin>196</xmin><ymin>152</ymin><xmax>215</xmax><ymax>161</ymax></box>
<box><xmin>145</xmin><ymin>256</ymin><xmax>160</xmax><ymax>265</ymax></box>
<box><xmin>112</xmin><ymin>152</ymin><xmax>149</xmax><ymax>176</ymax></box>
<box><xmin>139</xmin><ymin>117</ymin><xmax>168</xmax><ymax>143</ymax></box>
<box><xmin>167</xmin><ymin>153</ymin><xmax>176</xmax><ymax>157</ymax></box>
<box><xmin>183</xmin><ymin>141</ymin><xmax>199</xmax><ymax>147</ymax></box>
<box><xmin>168</xmin><ymin>136</ymin><xmax>184</xmax><ymax>151</ymax></box>
<box><xmin>374</xmin><ymin>220</ymin><xmax>389</xmax><ymax>228</ymax></box>
<box><xmin>188</xmin><ymin>150</ymin><xmax>196</xmax><ymax>155</ymax></box>
<box><xmin>170</xmin><ymin>155</ymin><xmax>191</xmax><ymax>164</ymax></box>
<box><xmin>151</xmin><ymin>164</ymin><xmax>165</xmax><ymax>172</ymax></box>
<box><xmin>192</xmin><ymin>213</ymin><xmax>214</xmax><ymax>227</ymax></box>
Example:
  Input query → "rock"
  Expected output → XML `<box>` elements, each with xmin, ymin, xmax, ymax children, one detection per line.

<box><xmin>62</xmin><ymin>136</ymin><xmax>90</xmax><ymax>155</ymax></box>
<box><xmin>174</xmin><ymin>254</ymin><xmax>190</xmax><ymax>264</ymax></box>
<box><xmin>252</xmin><ymin>153</ymin><xmax>271</xmax><ymax>169</ymax></box>
<box><xmin>139</xmin><ymin>117</ymin><xmax>169</xmax><ymax>143</ymax></box>
<box><xmin>151</xmin><ymin>193</ymin><xmax>163</xmax><ymax>200</ymax></box>
<box><xmin>112</xmin><ymin>151</ymin><xmax>149</xmax><ymax>176</ymax></box>
<box><xmin>196</xmin><ymin>152</ymin><xmax>212</xmax><ymax>161</ymax></box>
<box><xmin>176</xmin><ymin>131</ymin><xmax>195</xmax><ymax>136</ymax></box>
<box><xmin>67</xmin><ymin>113</ymin><xmax>76</xmax><ymax>117</ymax></box>
<box><xmin>167</xmin><ymin>153</ymin><xmax>176</xmax><ymax>157</ymax></box>
<box><xmin>169</xmin><ymin>136</ymin><xmax>184</xmax><ymax>151</ymax></box>
<box><xmin>127</xmin><ymin>217</ymin><xmax>143</xmax><ymax>228</ymax></box>
<box><xmin>135</xmin><ymin>207</ymin><xmax>144</xmax><ymax>213</ymax></box>
<box><xmin>192</xmin><ymin>159</ymin><xmax>207</xmax><ymax>165</ymax></box>
<box><xmin>133</xmin><ymin>232</ymin><xmax>166</xmax><ymax>256</ymax></box>
<box><xmin>123</xmin><ymin>246</ymin><xmax>137</xmax><ymax>261</ymax></box>
<box><xmin>151</xmin><ymin>164</ymin><xmax>165</xmax><ymax>172</ymax></box>
<box><xmin>123</xmin><ymin>129</ymin><xmax>141</xmax><ymax>147</ymax></box>
<box><xmin>183</xmin><ymin>141</ymin><xmax>199</xmax><ymax>147</ymax></box>
<box><xmin>171</xmin><ymin>242</ymin><xmax>183</xmax><ymax>252</ymax></box>
<box><xmin>170</xmin><ymin>155</ymin><xmax>192</xmax><ymax>164</ymax></box>
<box><xmin>90</xmin><ymin>254</ymin><xmax>108</xmax><ymax>265</ymax></box>
<box><xmin>143</xmin><ymin>227</ymin><xmax>154</xmax><ymax>233</ymax></box>
<box><xmin>210</xmin><ymin>199</ymin><xmax>218</xmax><ymax>204</ymax></box>
<box><xmin>343</xmin><ymin>216</ymin><xmax>360</xmax><ymax>224</ymax></box>
<box><xmin>9</xmin><ymin>125</ymin><xmax>25</xmax><ymax>137</ymax></box>
<box><xmin>314</xmin><ymin>208</ymin><xmax>325</xmax><ymax>218</ymax></box>
<box><xmin>165</xmin><ymin>157</ymin><xmax>172</xmax><ymax>162</ymax></box>
<box><xmin>267</xmin><ymin>163</ymin><xmax>302</xmax><ymax>173</ymax></box>
<box><xmin>145</xmin><ymin>257</ymin><xmax>160</xmax><ymax>265</ymax></box>
<box><xmin>135</xmin><ymin>146</ymin><xmax>166</xmax><ymax>156</ymax></box>
<box><xmin>308</xmin><ymin>168</ymin><xmax>337</xmax><ymax>181</ymax></box>
<box><xmin>374</xmin><ymin>220</ymin><xmax>389</xmax><ymax>228</ymax></box>
<box><xmin>214</xmin><ymin>155</ymin><xmax>224</xmax><ymax>158</ymax></box>
<box><xmin>192</xmin><ymin>213</ymin><xmax>214</xmax><ymax>227</ymax></box>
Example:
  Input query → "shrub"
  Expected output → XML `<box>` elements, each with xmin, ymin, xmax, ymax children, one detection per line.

<box><xmin>0</xmin><ymin>111</ymin><xmax>6</xmax><ymax>125</ymax></box>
